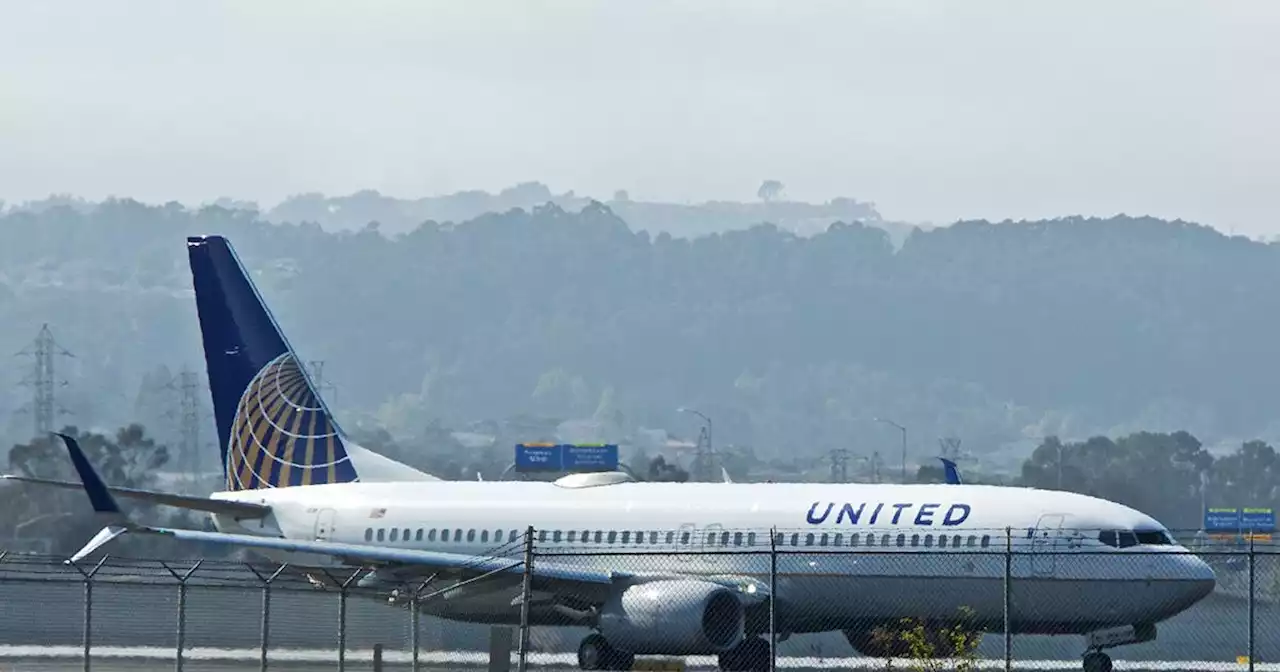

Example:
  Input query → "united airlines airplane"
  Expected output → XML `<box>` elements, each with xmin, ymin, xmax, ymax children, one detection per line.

<box><xmin>6</xmin><ymin>235</ymin><xmax>1214</xmax><ymax>672</ymax></box>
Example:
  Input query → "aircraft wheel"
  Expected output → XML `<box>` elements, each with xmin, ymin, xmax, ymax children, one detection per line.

<box><xmin>719</xmin><ymin>638</ymin><xmax>770</xmax><ymax>672</ymax></box>
<box><xmin>578</xmin><ymin>633</ymin><xmax>634</xmax><ymax>671</ymax></box>
<box><xmin>1082</xmin><ymin>651</ymin><xmax>1112</xmax><ymax>672</ymax></box>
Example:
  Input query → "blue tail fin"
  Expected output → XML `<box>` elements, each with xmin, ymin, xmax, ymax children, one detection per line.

<box><xmin>939</xmin><ymin>457</ymin><xmax>963</xmax><ymax>485</ymax></box>
<box><xmin>187</xmin><ymin>235</ymin><xmax>359</xmax><ymax>491</ymax></box>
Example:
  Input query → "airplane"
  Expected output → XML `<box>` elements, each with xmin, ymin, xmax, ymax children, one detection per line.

<box><xmin>5</xmin><ymin>235</ymin><xmax>1214</xmax><ymax>672</ymax></box>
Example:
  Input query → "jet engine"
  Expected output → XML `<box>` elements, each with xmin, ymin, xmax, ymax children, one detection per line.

<box><xmin>598</xmin><ymin>580</ymin><xmax>745</xmax><ymax>655</ymax></box>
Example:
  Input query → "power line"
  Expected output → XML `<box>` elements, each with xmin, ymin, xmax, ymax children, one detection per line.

<box><xmin>15</xmin><ymin>323</ymin><xmax>73</xmax><ymax>439</ymax></box>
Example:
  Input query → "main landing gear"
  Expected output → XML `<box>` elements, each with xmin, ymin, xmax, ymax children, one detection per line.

<box><xmin>1080</xmin><ymin>623</ymin><xmax>1156</xmax><ymax>672</ymax></box>
<box><xmin>576</xmin><ymin>633</ymin><xmax>770</xmax><ymax>672</ymax></box>
<box><xmin>577</xmin><ymin>633</ymin><xmax>634</xmax><ymax>671</ymax></box>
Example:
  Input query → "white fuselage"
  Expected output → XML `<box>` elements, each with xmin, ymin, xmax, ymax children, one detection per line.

<box><xmin>209</xmin><ymin>477</ymin><xmax>1215</xmax><ymax>635</ymax></box>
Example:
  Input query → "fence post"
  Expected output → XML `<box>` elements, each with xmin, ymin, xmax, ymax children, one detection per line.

<box><xmin>769</xmin><ymin>526</ymin><xmax>778</xmax><ymax>672</ymax></box>
<box><xmin>1003</xmin><ymin>526</ymin><xmax>1012</xmax><ymax>672</ymax></box>
<box><xmin>516</xmin><ymin>525</ymin><xmax>535</xmax><ymax>672</ymax></box>
<box><xmin>336</xmin><ymin>568</ymin><xmax>364</xmax><ymax>672</ymax></box>
<box><xmin>247</xmin><ymin>562</ymin><xmax>287</xmax><ymax>672</ymax></box>
<box><xmin>73</xmin><ymin>555</ymin><xmax>109</xmax><ymax>672</ymax></box>
<box><xmin>411</xmin><ymin>582</ymin><xmax>423</xmax><ymax>672</ymax></box>
<box><xmin>164</xmin><ymin>560</ymin><xmax>203</xmax><ymax>672</ymax></box>
<box><xmin>1249</xmin><ymin>535</ymin><xmax>1256</xmax><ymax>672</ymax></box>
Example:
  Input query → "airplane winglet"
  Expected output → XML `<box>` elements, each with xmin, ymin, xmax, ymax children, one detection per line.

<box><xmin>56</xmin><ymin>433</ymin><xmax>123</xmax><ymax>516</ymax></box>
<box><xmin>939</xmin><ymin>457</ymin><xmax>962</xmax><ymax>485</ymax></box>
<box><xmin>54</xmin><ymin>433</ymin><xmax>134</xmax><ymax>564</ymax></box>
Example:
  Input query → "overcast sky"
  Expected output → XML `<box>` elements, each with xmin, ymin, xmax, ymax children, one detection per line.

<box><xmin>1</xmin><ymin>1</ymin><xmax>1276</xmax><ymax>236</ymax></box>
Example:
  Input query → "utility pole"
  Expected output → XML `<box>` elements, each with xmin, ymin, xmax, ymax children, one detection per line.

<box><xmin>875</xmin><ymin>417</ymin><xmax>907</xmax><ymax>483</ymax></box>
<box><xmin>16</xmin><ymin>323</ymin><xmax>74</xmax><ymax>439</ymax></box>
<box><xmin>828</xmin><ymin>448</ymin><xmax>850</xmax><ymax>483</ymax></box>
<box><xmin>678</xmin><ymin>407</ymin><xmax>713</xmax><ymax>482</ymax></box>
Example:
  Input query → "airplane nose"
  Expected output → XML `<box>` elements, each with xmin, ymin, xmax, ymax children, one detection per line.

<box><xmin>1174</xmin><ymin>549</ymin><xmax>1216</xmax><ymax>603</ymax></box>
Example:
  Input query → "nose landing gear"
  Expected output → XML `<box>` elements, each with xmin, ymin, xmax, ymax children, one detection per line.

<box><xmin>1081</xmin><ymin>623</ymin><xmax>1155</xmax><ymax>672</ymax></box>
<box><xmin>1082</xmin><ymin>650</ymin><xmax>1112</xmax><ymax>672</ymax></box>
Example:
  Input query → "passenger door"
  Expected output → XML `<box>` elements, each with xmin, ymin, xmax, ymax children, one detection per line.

<box><xmin>313</xmin><ymin>508</ymin><xmax>337</xmax><ymax>542</ymax></box>
<box><xmin>1030</xmin><ymin>514</ymin><xmax>1066</xmax><ymax>576</ymax></box>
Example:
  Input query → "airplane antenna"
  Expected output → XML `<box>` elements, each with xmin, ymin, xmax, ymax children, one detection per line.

<box><xmin>14</xmin><ymin>323</ymin><xmax>74</xmax><ymax>439</ymax></box>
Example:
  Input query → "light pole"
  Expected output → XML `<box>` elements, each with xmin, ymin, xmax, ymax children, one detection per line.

<box><xmin>875</xmin><ymin>417</ymin><xmax>907</xmax><ymax>483</ymax></box>
<box><xmin>678</xmin><ymin>407</ymin><xmax>712</xmax><ymax>481</ymax></box>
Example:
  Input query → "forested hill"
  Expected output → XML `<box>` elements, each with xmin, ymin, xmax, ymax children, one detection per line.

<box><xmin>0</xmin><ymin>198</ymin><xmax>1277</xmax><ymax>464</ymax></box>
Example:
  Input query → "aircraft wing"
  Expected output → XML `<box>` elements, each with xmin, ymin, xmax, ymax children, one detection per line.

<box><xmin>0</xmin><ymin>474</ymin><xmax>270</xmax><ymax>518</ymax></box>
<box><xmin>52</xmin><ymin>434</ymin><xmax>767</xmax><ymax>607</ymax></box>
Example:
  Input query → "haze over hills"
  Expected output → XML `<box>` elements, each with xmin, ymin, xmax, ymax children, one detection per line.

<box><xmin>1</xmin><ymin>189</ymin><xmax>1277</xmax><ymax>471</ymax></box>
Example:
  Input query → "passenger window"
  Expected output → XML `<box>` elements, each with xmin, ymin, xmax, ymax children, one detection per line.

<box><xmin>774</xmin><ymin>533</ymin><xmax>784</xmax><ymax>546</ymax></box>
<box><xmin>390</xmin><ymin>529</ymin><xmax>399</xmax><ymax>542</ymax></box>
<box><xmin>747</xmin><ymin>532</ymin><xmax>756</xmax><ymax>546</ymax></box>
<box><xmin>428</xmin><ymin>529</ymin><xmax>437</xmax><ymax>542</ymax></box>
<box><xmin>404</xmin><ymin>528</ymin><xmax>411</xmax><ymax>541</ymax></box>
<box><xmin>981</xmin><ymin>535</ymin><xmax>991</xmax><ymax>548</ymax></box>
<box><xmin>538</xmin><ymin>530</ymin><xmax>548</xmax><ymax>543</ymax></box>
<box><xmin>819</xmin><ymin>533</ymin><xmax>829</xmax><ymax>547</ymax></box>
<box><xmin>706</xmin><ymin>532</ymin><xmax>716</xmax><ymax>546</ymax></box>
<box><xmin>937</xmin><ymin>534</ymin><xmax>947</xmax><ymax>548</ymax></box>
<box><xmin>594</xmin><ymin>531</ymin><xmax>603</xmax><ymax>543</ymax></box>
<box><xmin>466</xmin><ymin>529</ymin><xmax>476</xmax><ymax>542</ymax></box>
<box><xmin>881</xmin><ymin>534</ymin><xmax>891</xmax><ymax>546</ymax></box>
<box><xmin>605</xmin><ymin>531</ymin><xmax>616</xmax><ymax>544</ymax></box>
<box><xmin>910</xmin><ymin>534</ymin><xmax>919</xmax><ymax>547</ymax></box>
<box><xmin>924</xmin><ymin>534</ymin><xmax>934</xmax><ymax>548</ymax></box>
<box><xmin>509</xmin><ymin>530</ymin><xmax>518</xmax><ymax>543</ymax></box>
<box><xmin>636</xmin><ymin>531</ymin><xmax>644</xmax><ymax>544</ymax></box>
<box><xmin>966</xmin><ymin>535</ymin><xmax>976</xmax><ymax>547</ymax></box>
<box><xmin>666</xmin><ymin>531</ymin><xmax>675</xmax><ymax>544</ymax></box>
<box><xmin>681</xmin><ymin>531</ymin><xmax>691</xmax><ymax>545</ymax></box>
<box><xmin>377</xmin><ymin>529</ymin><xmax>385</xmax><ymax>542</ymax></box>
<box><xmin>896</xmin><ymin>534</ymin><xmax>906</xmax><ymax>547</ymax></box>
<box><xmin>790</xmin><ymin>533</ymin><xmax>800</xmax><ymax>546</ymax></box>
<box><xmin>952</xmin><ymin>535</ymin><xmax>961</xmax><ymax>547</ymax></box>
<box><xmin>568</xmin><ymin>530</ymin><xmax>578</xmax><ymax>543</ymax></box>
<box><xmin>416</xmin><ymin>529</ymin><xmax>424</xmax><ymax>542</ymax></box>
<box><xmin>622</xmin><ymin>531</ymin><xmax>631</xmax><ymax>544</ymax></box>
<box><xmin>455</xmin><ymin>528</ymin><xmax>463</xmax><ymax>542</ymax></box>
<box><xmin>805</xmin><ymin>533</ymin><xmax>815</xmax><ymax>546</ymax></box>
<box><xmin>649</xmin><ymin>531</ymin><xmax>658</xmax><ymax>544</ymax></box>
<box><xmin>833</xmin><ymin>533</ymin><xmax>843</xmax><ymax>546</ymax></box>
<box><xmin>364</xmin><ymin>528</ymin><xmax>373</xmax><ymax>542</ymax></box>
<box><xmin>480</xmin><ymin>530</ymin><xmax>489</xmax><ymax>543</ymax></box>
<box><xmin>721</xmin><ymin>531</ymin><xmax>731</xmax><ymax>546</ymax></box>
<box><xmin>850</xmin><ymin>533</ymin><xmax>860</xmax><ymax>547</ymax></box>
<box><xmin>550</xmin><ymin>530</ymin><xmax>560</xmax><ymax>543</ymax></box>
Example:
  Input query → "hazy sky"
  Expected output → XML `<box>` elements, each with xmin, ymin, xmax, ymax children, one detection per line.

<box><xmin>1</xmin><ymin>1</ymin><xmax>1276</xmax><ymax>236</ymax></box>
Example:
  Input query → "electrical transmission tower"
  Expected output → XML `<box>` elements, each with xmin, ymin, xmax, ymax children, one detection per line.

<box><xmin>828</xmin><ymin>448</ymin><xmax>850</xmax><ymax>483</ymax></box>
<box><xmin>165</xmin><ymin>365</ymin><xmax>209</xmax><ymax>481</ymax></box>
<box><xmin>15</xmin><ymin>323</ymin><xmax>74</xmax><ymax>439</ymax></box>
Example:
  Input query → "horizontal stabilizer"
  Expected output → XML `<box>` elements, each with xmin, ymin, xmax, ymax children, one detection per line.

<box><xmin>1</xmin><ymin>475</ymin><xmax>271</xmax><ymax>518</ymax></box>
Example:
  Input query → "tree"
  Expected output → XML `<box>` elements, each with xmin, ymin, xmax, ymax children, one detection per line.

<box><xmin>757</xmin><ymin>180</ymin><xmax>784</xmax><ymax>202</ymax></box>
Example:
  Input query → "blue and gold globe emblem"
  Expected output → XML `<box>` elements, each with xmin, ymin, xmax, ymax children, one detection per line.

<box><xmin>226</xmin><ymin>353</ymin><xmax>355</xmax><ymax>490</ymax></box>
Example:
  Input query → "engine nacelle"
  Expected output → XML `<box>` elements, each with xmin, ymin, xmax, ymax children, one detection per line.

<box><xmin>599</xmin><ymin>580</ymin><xmax>745</xmax><ymax>655</ymax></box>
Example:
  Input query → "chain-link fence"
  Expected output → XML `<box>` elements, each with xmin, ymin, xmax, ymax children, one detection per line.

<box><xmin>0</xmin><ymin>528</ymin><xmax>1275</xmax><ymax>671</ymax></box>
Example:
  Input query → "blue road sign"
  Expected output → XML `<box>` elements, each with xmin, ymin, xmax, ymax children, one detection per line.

<box><xmin>562</xmin><ymin>444</ymin><xmax>619</xmax><ymax>472</ymax></box>
<box><xmin>514</xmin><ymin>443</ymin><xmax>619</xmax><ymax>472</ymax></box>
<box><xmin>515</xmin><ymin>443</ymin><xmax>562</xmax><ymax>472</ymax></box>
<box><xmin>1205</xmin><ymin>507</ymin><xmax>1241</xmax><ymax>532</ymax></box>
<box><xmin>1242</xmin><ymin>508</ymin><xmax>1276</xmax><ymax>532</ymax></box>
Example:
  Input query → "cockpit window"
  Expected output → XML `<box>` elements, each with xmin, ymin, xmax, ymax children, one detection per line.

<box><xmin>1135</xmin><ymin>530</ymin><xmax>1173</xmax><ymax>546</ymax></box>
<box><xmin>1099</xmin><ymin>529</ymin><xmax>1171</xmax><ymax>547</ymax></box>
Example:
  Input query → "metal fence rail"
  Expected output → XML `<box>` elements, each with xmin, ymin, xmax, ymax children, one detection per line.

<box><xmin>0</xmin><ymin>528</ymin><xmax>1275</xmax><ymax>672</ymax></box>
